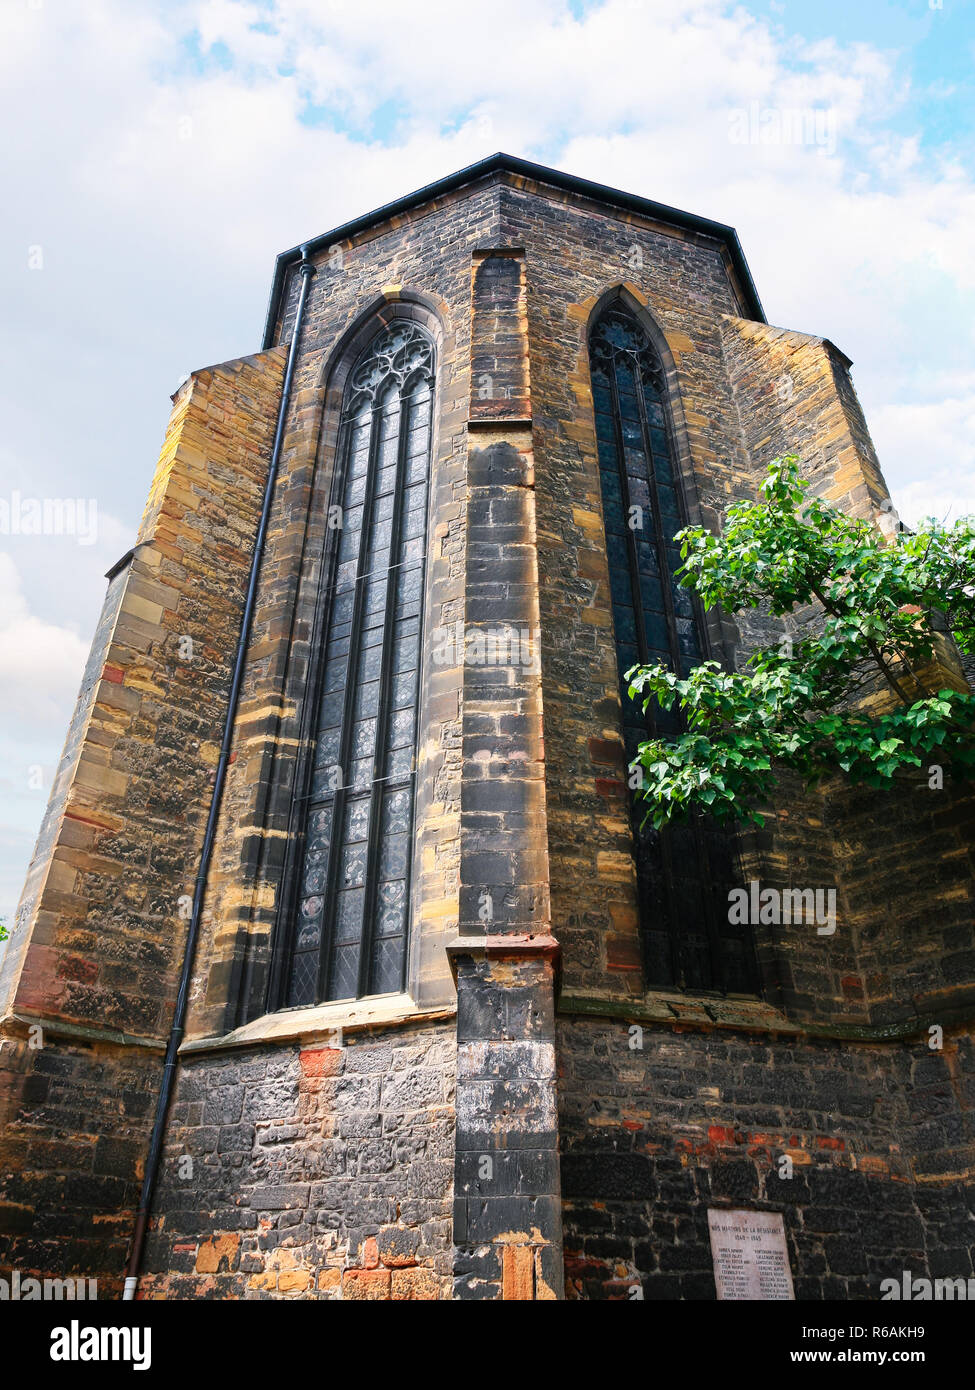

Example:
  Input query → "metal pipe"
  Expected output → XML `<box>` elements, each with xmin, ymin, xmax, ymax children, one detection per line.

<box><xmin>121</xmin><ymin>250</ymin><xmax>316</xmax><ymax>1300</ymax></box>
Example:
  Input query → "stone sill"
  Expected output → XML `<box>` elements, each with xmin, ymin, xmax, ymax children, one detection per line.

<box><xmin>1</xmin><ymin>1009</ymin><xmax>166</xmax><ymax>1051</ymax></box>
<box><xmin>467</xmin><ymin>415</ymin><xmax>532</xmax><ymax>429</ymax></box>
<box><xmin>180</xmin><ymin>993</ymin><xmax>456</xmax><ymax>1055</ymax></box>
<box><xmin>557</xmin><ymin>990</ymin><xmax>961</xmax><ymax>1042</ymax></box>
<box><xmin>558</xmin><ymin>990</ymin><xmax>790</xmax><ymax>1034</ymax></box>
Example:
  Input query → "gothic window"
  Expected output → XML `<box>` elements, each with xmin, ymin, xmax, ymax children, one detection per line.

<box><xmin>283</xmin><ymin>320</ymin><xmax>435</xmax><ymax>1008</ymax></box>
<box><xmin>589</xmin><ymin>303</ymin><xmax>758</xmax><ymax>994</ymax></box>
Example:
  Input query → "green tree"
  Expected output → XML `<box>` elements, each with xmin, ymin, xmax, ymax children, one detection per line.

<box><xmin>627</xmin><ymin>457</ymin><xmax>975</xmax><ymax>829</ymax></box>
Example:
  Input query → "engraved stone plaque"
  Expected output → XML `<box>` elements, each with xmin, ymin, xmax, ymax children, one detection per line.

<box><xmin>707</xmin><ymin>1208</ymin><xmax>795</xmax><ymax>1300</ymax></box>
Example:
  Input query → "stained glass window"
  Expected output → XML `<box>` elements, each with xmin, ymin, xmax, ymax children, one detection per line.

<box><xmin>285</xmin><ymin>320</ymin><xmax>434</xmax><ymax>1007</ymax></box>
<box><xmin>589</xmin><ymin>304</ymin><xmax>758</xmax><ymax>995</ymax></box>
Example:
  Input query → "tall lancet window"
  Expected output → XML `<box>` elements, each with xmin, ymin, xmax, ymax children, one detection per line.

<box><xmin>285</xmin><ymin>320</ymin><xmax>435</xmax><ymax>1008</ymax></box>
<box><xmin>589</xmin><ymin>303</ymin><xmax>758</xmax><ymax>995</ymax></box>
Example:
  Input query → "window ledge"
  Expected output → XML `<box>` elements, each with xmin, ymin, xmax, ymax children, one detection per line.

<box><xmin>557</xmin><ymin>989</ymin><xmax>959</xmax><ymax>1042</ymax></box>
<box><xmin>180</xmin><ymin>993</ymin><xmax>456</xmax><ymax>1055</ymax></box>
<box><xmin>558</xmin><ymin>989</ymin><xmax>788</xmax><ymax>1035</ymax></box>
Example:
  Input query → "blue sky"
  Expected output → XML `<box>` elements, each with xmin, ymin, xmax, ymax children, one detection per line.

<box><xmin>0</xmin><ymin>0</ymin><xmax>973</xmax><ymax>936</ymax></box>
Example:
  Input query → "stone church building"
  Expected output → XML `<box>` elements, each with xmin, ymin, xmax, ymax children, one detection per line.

<box><xmin>1</xmin><ymin>154</ymin><xmax>973</xmax><ymax>1300</ymax></box>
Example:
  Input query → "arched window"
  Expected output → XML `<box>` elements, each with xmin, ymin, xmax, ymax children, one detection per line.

<box><xmin>589</xmin><ymin>302</ymin><xmax>758</xmax><ymax>994</ymax></box>
<box><xmin>282</xmin><ymin>319</ymin><xmax>435</xmax><ymax>1008</ymax></box>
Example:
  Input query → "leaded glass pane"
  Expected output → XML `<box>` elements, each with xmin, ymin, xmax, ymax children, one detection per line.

<box><xmin>589</xmin><ymin>303</ymin><xmax>758</xmax><ymax>997</ymax></box>
<box><xmin>283</xmin><ymin>320</ymin><xmax>434</xmax><ymax>1007</ymax></box>
<box><xmin>370</xmin><ymin>936</ymin><xmax>406</xmax><ymax>996</ymax></box>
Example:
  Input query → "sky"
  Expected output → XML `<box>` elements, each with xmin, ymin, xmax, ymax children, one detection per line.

<box><xmin>0</xmin><ymin>0</ymin><xmax>973</xmax><ymax>933</ymax></box>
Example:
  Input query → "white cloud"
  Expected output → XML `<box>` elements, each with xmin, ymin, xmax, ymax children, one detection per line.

<box><xmin>0</xmin><ymin>553</ymin><xmax>90</xmax><ymax>923</ymax></box>
<box><xmin>0</xmin><ymin>553</ymin><xmax>88</xmax><ymax>737</ymax></box>
<box><xmin>875</xmin><ymin>388</ymin><xmax>975</xmax><ymax>526</ymax></box>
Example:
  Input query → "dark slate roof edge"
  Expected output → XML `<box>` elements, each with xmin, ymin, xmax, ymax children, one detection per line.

<box><xmin>260</xmin><ymin>152</ymin><xmax>765</xmax><ymax>349</ymax></box>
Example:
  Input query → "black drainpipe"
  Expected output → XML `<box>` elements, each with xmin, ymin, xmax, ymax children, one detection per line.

<box><xmin>122</xmin><ymin>249</ymin><xmax>316</xmax><ymax>1300</ymax></box>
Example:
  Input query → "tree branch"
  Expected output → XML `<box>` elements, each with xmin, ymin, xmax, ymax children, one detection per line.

<box><xmin>810</xmin><ymin>581</ymin><xmax>914</xmax><ymax>707</ymax></box>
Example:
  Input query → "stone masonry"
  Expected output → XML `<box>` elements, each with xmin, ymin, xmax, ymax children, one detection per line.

<box><xmin>1</xmin><ymin>154</ymin><xmax>972</xmax><ymax>1299</ymax></box>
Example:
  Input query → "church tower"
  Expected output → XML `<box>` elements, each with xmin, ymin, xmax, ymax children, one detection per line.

<box><xmin>1</xmin><ymin>155</ymin><xmax>972</xmax><ymax>1300</ymax></box>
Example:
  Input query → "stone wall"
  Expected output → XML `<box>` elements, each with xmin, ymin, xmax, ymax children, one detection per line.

<box><xmin>0</xmin><ymin>347</ymin><xmax>287</xmax><ymax>1289</ymax></box>
<box><xmin>189</xmin><ymin>182</ymin><xmax>504</xmax><ymax>1032</ymax></box>
<box><xmin>141</xmin><ymin>1021</ymin><xmax>455</xmax><ymax>1299</ymax></box>
<box><xmin>516</xmin><ymin>174</ymin><xmax>754</xmax><ymax>1005</ymax></box>
<box><xmin>559</xmin><ymin>1015</ymin><xmax>975</xmax><ymax>1300</ymax></box>
<box><xmin>507</xmin><ymin>181</ymin><xmax>975</xmax><ymax>1299</ymax></box>
<box><xmin>2</xmin><ymin>162</ymin><xmax>972</xmax><ymax>1301</ymax></box>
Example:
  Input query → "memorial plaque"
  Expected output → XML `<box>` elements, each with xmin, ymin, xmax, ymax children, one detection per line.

<box><xmin>707</xmin><ymin>1208</ymin><xmax>795</xmax><ymax>1300</ymax></box>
